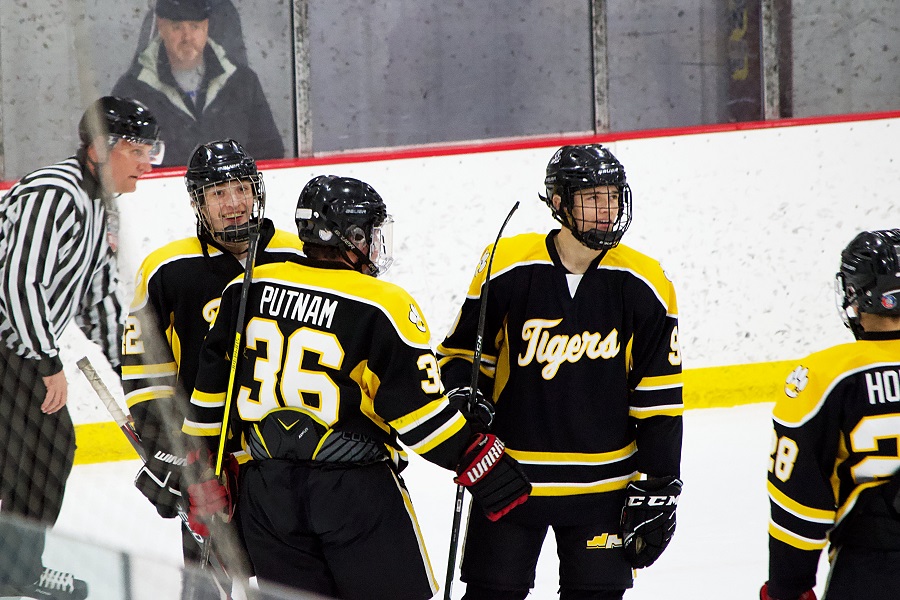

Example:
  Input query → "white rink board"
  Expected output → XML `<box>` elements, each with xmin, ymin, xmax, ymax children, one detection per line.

<box><xmin>60</xmin><ymin>117</ymin><xmax>899</xmax><ymax>425</ymax></box>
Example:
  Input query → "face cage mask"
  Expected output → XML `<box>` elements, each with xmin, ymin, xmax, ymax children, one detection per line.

<box><xmin>563</xmin><ymin>184</ymin><xmax>632</xmax><ymax>251</ymax></box>
<box><xmin>193</xmin><ymin>176</ymin><xmax>266</xmax><ymax>245</ymax></box>
<box><xmin>107</xmin><ymin>134</ymin><xmax>165</xmax><ymax>165</ymax></box>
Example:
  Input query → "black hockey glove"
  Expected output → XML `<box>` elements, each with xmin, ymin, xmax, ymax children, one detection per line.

<box><xmin>447</xmin><ymin>386</ymin><xmax>494</xmax><ymax>431</ymax></box>
<box><xmin>760</xmin><ymin>583</ymin><xmax>817</xmax><ymax>600</ymax></box>
<box><xmin>455</xmin><ymin>433</ymin><xmax>531</xmax><ymax>521</ymax></box>
<box><xmin>620</xmin><ymin>476</ymin><xmax>682</xmax><ymax>568</ymax></box>
<box><xmin>134</xmin><ymin>450</ymin><xmax>186</xmax><ymax>519</ymax></box>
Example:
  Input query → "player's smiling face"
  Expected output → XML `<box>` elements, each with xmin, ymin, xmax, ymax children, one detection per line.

<box><xmin>569</xmin><ymin>185</ymin><xmax>620</xmax><ymax>233</ymax></box>
<box><xmin>201</xmin><ymin>179</ymin><xmax>254</xmax><ymax>233</ymax></box>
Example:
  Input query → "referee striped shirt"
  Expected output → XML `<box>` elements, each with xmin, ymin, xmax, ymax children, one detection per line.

<box><xmin>0</xmin><ymin>155</ymin><xmax>124</xmax><ymax>376</ymax></box>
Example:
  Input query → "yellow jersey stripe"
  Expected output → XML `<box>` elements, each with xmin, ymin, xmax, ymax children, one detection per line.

<box><xmin>121</xmin><ymin>362</ymin><xmax>177</xmax><ymax>379</ymax></box>
<box><xmin>768</xmin><ymin>520</ymin><xmax>828</xmax><ymax>550</ymax></box>
<box><xmin>191</xmin><ymin>390</ymin><xmax>227</xmax><ymax>407</ymax></box>
<box><xmin>635</xmin><ymin>373</ymin><xmax>684</xmax><ymax>390</ymax></box>
<box><xmin>508</xmin><ymin>442</ymin><xmax>636</xmax><ymax>465</ymax></box>
<box><xmin>390</xmin><ymin>398</ymin><xmax>449</xmax><ymax>434</ymax></box>
<box><xmin>767</xmin><ymin>481</ymin><xmax>836</xmax><ymax>522</ymax></box>
<box><xmin>124</xmin><ymin>386</ymin><xmax>174</xmax><ymax>407</ymax></box>
<box><xmin>408</xmin><ymin>414</ymin><xmax>467</xmax><ymax>454</ymax></box>
<box><xmin>529</xmin><ymin>472</ymin><xmax>639</xmax><ymax>496</ymax></box>
<box><xmin>629</xmin><ymin>404</ymin><xmax>684</xmax><ymax>418</ymax></box>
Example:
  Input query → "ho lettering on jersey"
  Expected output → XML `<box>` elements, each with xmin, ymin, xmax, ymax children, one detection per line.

<box><xmin>259</xmin><ymin>284</ymin><xmax>338</xmax><ymax>329</ymax></box>
<box><xmin>865</xmin><ymin>368</ymin><xmax>900</xmax><ymax>404</ymax></box>
<box><xmin>518</xmin><ymin>317</ymin><xmax>620</xmax><ymax>380</ymax></box>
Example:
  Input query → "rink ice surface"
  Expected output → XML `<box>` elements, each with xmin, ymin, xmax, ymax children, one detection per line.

<box><xmin>42</xmin><ymin>403</ymin><xmax>831</xmax><ymax>599</ymax></box>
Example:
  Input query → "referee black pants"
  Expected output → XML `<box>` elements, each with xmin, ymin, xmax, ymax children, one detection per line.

<box><xmin>0</xmin><ymin>347</ymin><xmax>76</xmax><ymax>587</ymax></box>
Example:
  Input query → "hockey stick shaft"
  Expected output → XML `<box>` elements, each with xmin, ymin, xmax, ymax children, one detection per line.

<box><xmin>444</xmin><ymin>201</ymin><xmax>519</xmax><ymax>600</ymax></box>
<box><xmin>201</xmin><ymin>227</ymin><xmax>261</xmax><ymax>580</ymax></box>
<box><xmin>76</xmin><ymin>357</ymin><xmax>146</xmax><ymax>462</ymax></box>
<box><xmin>75</xmin><ymin>357</ymin><xmax>234</xmax><ymax>599</ymax></box>
<box><xmin>214</xmin><ymin>227</ymin><xmax>260</xmax><ymax>477</ymax></box>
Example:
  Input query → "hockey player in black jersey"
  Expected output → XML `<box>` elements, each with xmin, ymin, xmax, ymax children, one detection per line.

<box><xmin>122</xmin><ymin>139</ymin><xmax>303</xmax><ymax>598</ymax></box>
<box><xmin>180</xmin><ymin>175</ymin><xmax>531</xmax><ymax>600</ymax></box>
<box><xmin>761</xmin><ymin>230</ymin><xmax>900</xmax><ymax>600</ymax></box>
<box><xmin>437</xmin><ymin>144</ymin><xmax>684</xmax><ymax>599</ymax></box>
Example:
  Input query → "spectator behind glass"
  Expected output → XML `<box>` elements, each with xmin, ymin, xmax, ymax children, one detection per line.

<box><xmin>112</xmin><ymin>0</ymin><xmax>283</xmax><ymax>167</ymax></box>
<box><xmin>131</xmin><ymin>0</ymin><xmax>248</xmax><ymax>67</ymax></box>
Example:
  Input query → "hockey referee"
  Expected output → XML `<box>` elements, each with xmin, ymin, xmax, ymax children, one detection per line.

<box><xmin>0</xmin><ymin>96</ymin><xmax>162</xmax><ymax>600</ymax></box>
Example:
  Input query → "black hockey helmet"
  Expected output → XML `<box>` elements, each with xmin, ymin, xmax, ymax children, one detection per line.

<box><xmin>540</xmin><ymin>144</ymin><xmax>632</xmax><ymax>250</ymax></box>
<box><xmin>185</xmin><ymin>139</ymin><xmax>265</xmax><ymax>245</ymax></box>
<box><xmin>295</xmin><ymin>175</ymin><xmax>393</xmax><ymax>276</ymax></box>
<box><xmin>836</xmin><ymin>229</ymin><xmax>900</xmax><ymax>338</ymax></box>
<box><xmin>78</xmin><ymin>96</ymin><xmax>164</xmax><ymax>164</ymax></box>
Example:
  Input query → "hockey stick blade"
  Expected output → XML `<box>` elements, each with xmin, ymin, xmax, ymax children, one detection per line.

<box><xmin>76</xmin><ymin>357</ymin><xmax>234</xmax><ymax>599</ymax></box>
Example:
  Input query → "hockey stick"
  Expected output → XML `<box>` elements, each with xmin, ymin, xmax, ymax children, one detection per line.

<box><xmin>213</xmin><ymin>225</ymin><xmax>260</xmax><ymax>476</ymax></box>
<box><xmin>75</xmin><ymin>357</ymin><xmax>234</xmax><ymax>600</ymax></box>
<box><xmin>443</xmin><ymin>201</ymin><xmax>519</xmax><ymax>600</ymax></box>
<box><xmin>199</xmin><ymin>225</ymin><xmax>262</xmax><ymax>577</ymax></box>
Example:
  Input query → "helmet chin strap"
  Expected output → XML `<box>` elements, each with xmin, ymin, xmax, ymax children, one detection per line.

<box><xmin>329</xmin><ymin>225</ymin><xmax>377</xmax><ymax>276</ymax></box>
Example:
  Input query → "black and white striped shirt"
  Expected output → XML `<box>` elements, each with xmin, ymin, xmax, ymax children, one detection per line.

<box><xmin>0</xmin><ymin>155</ymin><xmax>124</xmax><ymax>376</ymax></box>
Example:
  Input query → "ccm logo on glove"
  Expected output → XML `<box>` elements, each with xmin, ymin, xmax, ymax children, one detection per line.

<box><xmin>625</xmin><ymin>493</ymin><xmax>678</xmax><ymax>507</ymax></box>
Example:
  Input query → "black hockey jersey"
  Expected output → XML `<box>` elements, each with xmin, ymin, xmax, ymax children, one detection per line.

<box><xmin>437</xmin><ymin>232</ymin><xmax>682</xmax><ymax>505</ymax></box>
<box><xmin>121</xmin><ymin>219</ymin><xmax>304</xmax><ymax>457</ymax></box>
<box><xmin>185</xmin><ymin>258</ymin><xmax>476</xmax><ymax>472</ymax></box>
<box><xmin>767</xmin><ymin>331</ymin><xmax>900</xmax><ymax>593</ymax></box>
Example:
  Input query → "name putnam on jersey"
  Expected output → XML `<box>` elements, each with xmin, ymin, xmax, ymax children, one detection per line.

<box><xmin>865</xmin><ymin>368</ymin><xmax>900</xmax><ymax>404</ymax></box>
<box><xmin>259</xmin><ymin>285</ymin><xmax>338</xmax><ymax>328</ymax></box>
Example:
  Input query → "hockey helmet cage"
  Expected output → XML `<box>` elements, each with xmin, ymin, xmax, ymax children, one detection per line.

<box><xmin>186</xmin><ymin>139</ymin><xmax>265</xmax><ymax>245</ymax></box>
<box><xmin>295</xmin><ymin>175</ymin><xmax>394</xmax><ymax>276</ymax></box>
<box><xmin>541</xmin><ymin>144</ymin><xmax>632</xmax><ymax>250</ymax></box>
<box><xmin>78</xmin><ymin>96</ymin><xmax>164</xmax><ymax>164</ymax></box>
<box><xmin>836</xmin><ymin>229</ymin><xmax>900</xmax><ymax>338</ymax></box>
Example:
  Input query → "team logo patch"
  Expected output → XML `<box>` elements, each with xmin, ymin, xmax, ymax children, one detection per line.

<box><xmin>882</xmin><ymin>294</ymin><xmax>898</xmax><ymax>310</ymax></box>
<box><xmin>784</xmin><ymin>366</ymin><xmax>809</xmax><ymax>398</ymax></box>
<box><xmin>476</xmin><ymin>250</ymin><xmax>490</xmax><ymax>275</ymax></box>
<box><xmin>408</xmin><ymin>304</ymin><xmax>427</xmax><ymax>333</ymax></box>
<box><xmin>586</xmin><ymin>533</ymin><xmax>622</xmax><ymax>549</ymax></box>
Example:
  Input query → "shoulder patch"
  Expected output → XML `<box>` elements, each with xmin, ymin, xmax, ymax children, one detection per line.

<box><xmin>784</xmin><ymin>366</ymin><xmax>809</xmax><ymax>398</ymax></box>
<box><xmin>408</xmin><ymin>303</ymin><xmax>427</xmax><ymax>333</ymax></box>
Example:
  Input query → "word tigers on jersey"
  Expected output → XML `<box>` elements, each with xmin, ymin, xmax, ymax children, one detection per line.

<box><xmin>518</xmin><ymin>318</ymin><xmax>620</xmax><ymax>380</ymax></box>
<box><xmin>259</xmin><ymin>284</ymin><xmax>338</xmax><ymax>328</ymax></box>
